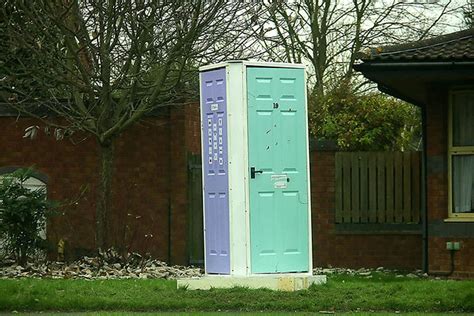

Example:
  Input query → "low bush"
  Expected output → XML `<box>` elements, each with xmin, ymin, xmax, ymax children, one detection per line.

<box><xmin>0</xmin><ymin>168</ymin><xmax>55</xmax><ymax>265</ymax></box>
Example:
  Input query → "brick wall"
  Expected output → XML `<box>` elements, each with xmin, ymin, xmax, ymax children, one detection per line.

<box><xmin>311</xmin><ymin>150</ymin><xmax>422</xmax><ymax>270</ymax></box>
<box><xmin>0</xmin><ymin>117</ymin><xmax>99</xmax><ymax>257</ymax></box>
<box><xmin>4</xmin><ymin>96</ymin><xmax>473</xmax><ymax>274</ymax></box>
<box><xmin>184</xmin><ymin>102</ymin><xmax>202</xmax><ymax>155</ymax></box>
<box><xmin>169</xmin><ymin>105</ymin><xmax>189</xmax><ymax>264</ymax></box>
<box><xmin>0</xmin><ymin>104</ymin><xmax>200</xmax><ymax>265</ymax></box>
<box><xmin>425</xmin><ymin>87</ymin><xmax>474</xmax><ymax>278</ymax></box>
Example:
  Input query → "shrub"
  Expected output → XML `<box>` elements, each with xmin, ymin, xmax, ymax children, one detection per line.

<box><xmin>308</xmin><ymin>81</ymin><xmax>422</xmax><ymax>151</ymax></box>
<box><xmin>0</xmin><ymin>168</ymin><xmax>54</xmax><ymax>265</ymax></box>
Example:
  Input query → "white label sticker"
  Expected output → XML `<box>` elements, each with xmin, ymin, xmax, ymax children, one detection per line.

<box><xmin>211</xmin><ymin>103</ymin><xmax>219</xmax><ymax>111</ymax></box>
<box><xmin>274</xmin><ymin>181</ymin><xmax>287</xmax><ymax>189</ymax></box>
<box><xmin>271</xmin><ymin>174</ymin><xmax>288</xmax><ymax>182</ymax></box>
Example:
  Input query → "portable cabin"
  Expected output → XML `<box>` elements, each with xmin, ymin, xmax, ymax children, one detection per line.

<box><xmin>199</xmin><ymin>61</ymin><xmax>312</xmax><ymax>276</ymax></box>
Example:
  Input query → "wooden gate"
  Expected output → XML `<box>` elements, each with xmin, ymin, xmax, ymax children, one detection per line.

<box><xmin>335</xmin><ymin>152</ymin><xmax>421</xmax><ymax>224</ymax></box>
<box><xmin>187</xmin><ymin>154</ymin><xmax>204</xmax><ymax>266</ymax></box>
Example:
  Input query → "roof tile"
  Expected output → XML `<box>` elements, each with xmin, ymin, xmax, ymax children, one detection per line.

<box><xmin>358</xmin><ymin>28</ymin><xmax>474</xmax><ymax>62</ymax></box>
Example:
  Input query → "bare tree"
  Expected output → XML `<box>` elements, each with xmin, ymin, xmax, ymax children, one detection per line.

<box><xmin>257</xmin><ymin>0</ymin><xmax>460</xmax><ymax>97</ymax></box>
<box><xmin>462</xmin><ymin>0</ymin><xmax>474</xmax><ymax>27</ymax></box>
<box><xmin>0</xmin><ymin>0</ymin><xmax>257</xmax><ymax>251</ymax></box>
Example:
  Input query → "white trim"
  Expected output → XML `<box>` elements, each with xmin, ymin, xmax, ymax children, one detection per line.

<box><xmin>444</xmin><ymin>217</ymin><xmax>474</xmax><ymax>222</ymax></box>
<box><xmin>242</xmin><ymin>63</ymin><xmax>252</xmax><ymax>276</ymax></box>
<box><xmin>200</xmin><ymin>60</ymin><xmax>306</xmax><ymax>72</ymax></box>
<box><xmin>198</xmin><ymin>71</ymin><xmax>208</xmax><ymax>274</ymax></box>
<box><xmin>225</xmin><ymin>65</ymin><xmax>234</xmax><ymax>275</ymax></box>
<box><xmin>227</xmin><ymin>63</ymin><xmax>248</xmax><ymax>276</ymax></box>
<box><xmin>199</xmin><ymin>62</ymin><xmax>230</xmax><ymax>72</ymax></box>
<box><xmin>243</xmin><ymin>61</ymin><xmax>305</xmax><ymax>69</ymax></box>
<box><xmin>304</xmin><ymin>67</ymin><xmax>313</xmax><ymax>274</ymax></box>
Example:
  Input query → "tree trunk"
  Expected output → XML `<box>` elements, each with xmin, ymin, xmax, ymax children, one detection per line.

<box><xmin>96</xmin><ymin>140</ymin><xmax>114</xmax><ymax>252</ymax></box>
<box><xmin>18</xmin><ymin>249</ymin><xmax>27</xmax><ymax>266</ymax></box>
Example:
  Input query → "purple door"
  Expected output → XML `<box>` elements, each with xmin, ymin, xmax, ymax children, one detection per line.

<box><xmin>200</xmin><ymin>68</ymin><xmax>230</xmax><ymax>274</ymax></box>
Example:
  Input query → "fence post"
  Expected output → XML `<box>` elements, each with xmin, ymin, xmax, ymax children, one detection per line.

<box><xmin>359</xmin><ymin>152</ymin><xmax>368</xmax><ymax>223</ymax></box>
<box><xmin>376</xmin><ymin>152</ymin><xmax>386</xmax><ymax>223</ymax></box>
<box><xmin>335</xmin><ymin>153</ymin><xmax>343</xmax><ymax>223</ymax></box>
<box><xmin>351</xmin><ymin>153</ymin><xmax>360</xmax><ymax>223</ymax></box>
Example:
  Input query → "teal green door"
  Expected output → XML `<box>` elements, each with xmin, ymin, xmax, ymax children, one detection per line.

<box><xmin>247</xmin><ymin>67</ymin><xmax>309</xmax><ymax>273</ymax></box>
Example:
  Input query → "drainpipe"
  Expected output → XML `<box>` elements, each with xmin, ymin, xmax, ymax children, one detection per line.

<box><xmin>167</xmin><ymin>106</ymin><xmax>172</xmax><ymax>265</ymax></box>
<box><xmin>421</xmin><ymin>105</ymin><xmax>428</xmax><ymax>273</ymax></box>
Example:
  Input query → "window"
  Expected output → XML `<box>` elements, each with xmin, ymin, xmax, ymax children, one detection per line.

<box><xmin>448</xmin><ymin>90</ymin><xmax>474</xmax><ymax>218</ymax></box>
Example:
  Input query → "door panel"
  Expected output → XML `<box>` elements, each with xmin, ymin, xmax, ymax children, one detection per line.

<box><xmin>200</xmin><ymin>68</ymin><xmax>230</xmax><ymax>274</ymax></box>
<box><xmin>247</xmin><ymin>67</ymin><xmax>309</xmax><ymax>273</ymax></box>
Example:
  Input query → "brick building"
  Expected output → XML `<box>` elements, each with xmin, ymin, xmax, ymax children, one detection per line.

<box><xmin>354</xmin><ymin>28</ymin><xmax>474</xmax><ymax>277</ymax></box>
<box><xmin>2</xmin><ymin>29</ymin><xmax>473</xmax><ymax>275</ymax></box>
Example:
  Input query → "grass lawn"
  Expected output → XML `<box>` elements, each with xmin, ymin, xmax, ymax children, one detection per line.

<box><xmin>0</xmin><ymin>273</ymin><xmax>473</xmax><ymax>313</ymax></box>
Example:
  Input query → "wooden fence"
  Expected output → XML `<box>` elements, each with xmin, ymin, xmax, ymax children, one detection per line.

<box><xmin>335</xmin><ymin>152</ymin><xmax>421</xmax><ymax>224</ymax></box>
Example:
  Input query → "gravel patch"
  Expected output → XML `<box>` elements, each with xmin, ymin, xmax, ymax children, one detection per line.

<box><xmin>313</xmin><ymin>266</ymin><xmax>428</xmax><ymax>278</ymax></box>
<box><xmin>0</xmin><ymin>250</ymin><xmax>202</xmax><ymax>280</ymax></box>
<box><xmin>0</xmin><ymin>248</ymin><xmax>427</xmax><ymax>280</ymax></box>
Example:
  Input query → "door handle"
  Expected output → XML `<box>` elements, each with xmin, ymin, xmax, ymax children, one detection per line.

<box><xmin>250</xmin><ymin>167</ymin><xmax>263</xmax><ymax>179</ymax></box>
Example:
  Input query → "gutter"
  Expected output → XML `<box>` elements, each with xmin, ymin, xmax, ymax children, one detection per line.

<box><xmin>353</xmin><ymin>61</ymin><xmax>474</xmax><ymax>71</ymax></box>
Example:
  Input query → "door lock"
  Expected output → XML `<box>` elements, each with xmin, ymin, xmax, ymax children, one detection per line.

<box><xmin>250</xmin><ymin>167</ymin><xmax>263</xmax><ymax>179</ymax></box>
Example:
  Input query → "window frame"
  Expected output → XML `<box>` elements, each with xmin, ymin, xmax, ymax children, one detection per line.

<box><xmin>448</xmin><ymin>89</ymin><xmax>474</xmax><ymax>219</ymax></box>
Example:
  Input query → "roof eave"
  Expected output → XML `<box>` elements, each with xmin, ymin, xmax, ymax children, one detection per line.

<box><xmin>354</xmin><ymin>60</ymin><xmax>474</xmax><ymax>71</ymax></box>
